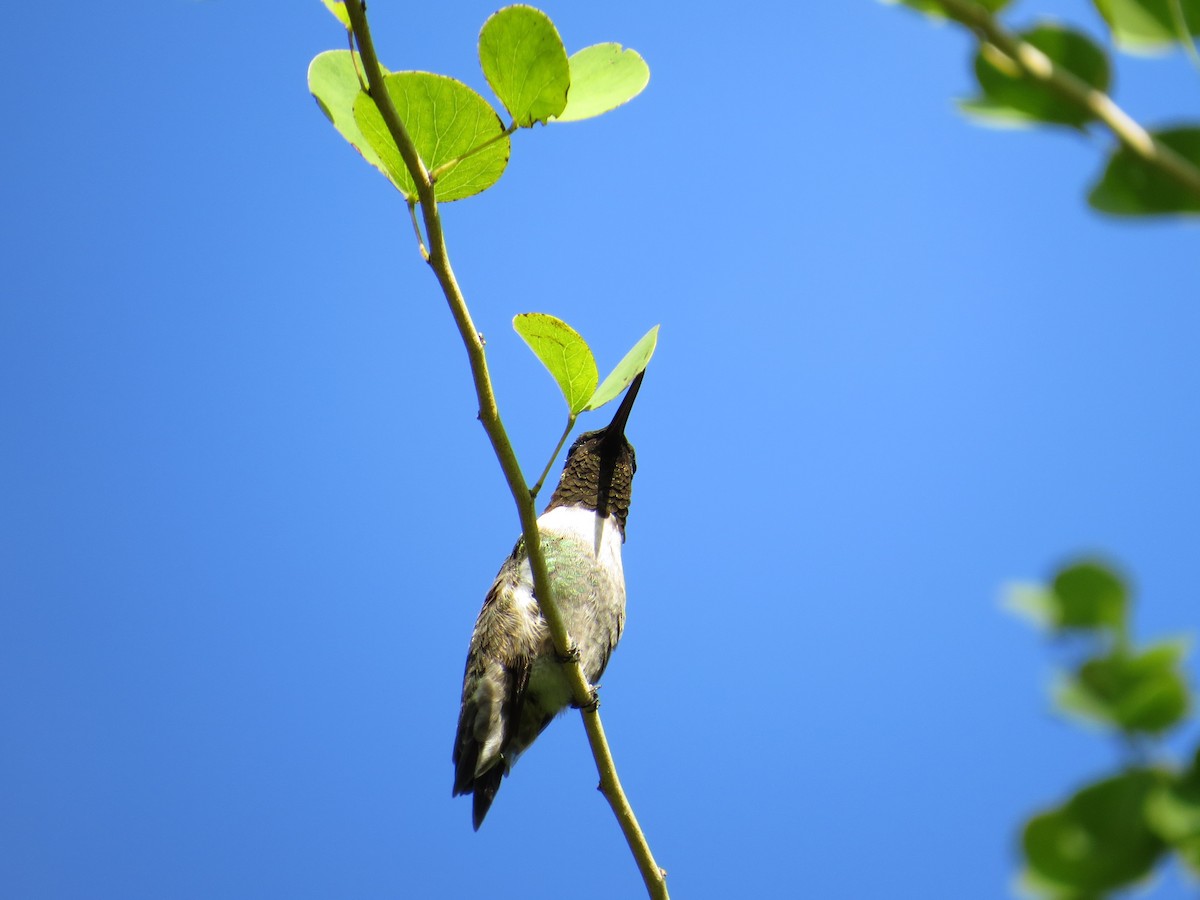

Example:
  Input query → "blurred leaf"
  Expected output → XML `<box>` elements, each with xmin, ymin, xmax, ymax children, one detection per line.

<box><xmin>1023</xmin><ymin>770</ymin><xmax>1166</xmax><ymax>895</ymax></box>
<box><xmin>1088</xmin><ymin>127</ymin><xmax>1200</xmax><ymax>216</ymax></box>
<box><xmin>1092</xmin><ymin>0</ymin><xmax>1200</xmax><ymax>51</ymax></box>
<box><xmin>353</xmin><ymin>72</ymin><xmax>510</xmax><ymax>202</ymax></box>
<box><xmin>553</xmin><ymin>44</ymin><xmax>650</xmax><ymax>123</ymax></box>
<box><xmin>308</xmin><ymin>50</ymin><xmax>391</xmax><ymax>180</ymax></box>
<box><xmin>321</xmin><ymin>0</ymin><xmax>351</xmax><ymax>30</ymax></box>
<box><xmin>586</xmin><ymin>325</ymin><xmax>659</xmax><ymax>411</ymax></box>
<box><xmin>1050</xmin><ymin>561</ymin><xmax>1128</xmax><ymax>633</ymax></box>
<box><xmin>1055</xmin><ymin>639</ymin><xmax>1191</xmax><ymax>735</ymax></box>
<box><xmin>960</xmin><ymin>24</ymin><xmax>1110</xmax><ymax>129</ymax></box>
<box><xmin>479</xmin><ymin>5</ymin><xmax>570</xmax><ymax>127</ymax></box>
<box><xmin>882</xmin><ymin>0</ymin><xmax>1011</xmax><ymax>19</ymax></box>
<box><xmin>1003</xmin><ymin>582</ymin><xmax>1061</xmax><ymax>631</ymax></box>
<box><xmin>1146</xmin><ymin>749</ymin><xmax>1200</xmax><ymax>846</ymax></box>
<box><xmin>513</xmin><ymin>314</ymin><xmax>598</xmax><ymax>415</ymax></box>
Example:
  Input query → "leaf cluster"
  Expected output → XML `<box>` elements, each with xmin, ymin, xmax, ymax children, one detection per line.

<box><xmin>1006</xmin><ymin>561</ymin><xmax>1199</xmax><ymax>897</ymax></box>
<box><xmin>886</xmin><ymin>0</ymin><xmax>1200</xmax><ymax>216</ymax></box>
<box><xmin>309</xmin><ymin>4</ymin><xmax>649</xmax><ymax>203</ymax></box>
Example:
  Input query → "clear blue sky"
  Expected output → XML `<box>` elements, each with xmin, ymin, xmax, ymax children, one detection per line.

<box><xmin>3</xmin><ymin>1</ymin><xmax>1199</xmax><ymax>897</ymax></box>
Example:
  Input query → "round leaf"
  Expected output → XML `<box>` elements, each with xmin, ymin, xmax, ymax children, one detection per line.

<box><xmin>353</xmin><ymin>72</ymin><xmax>510</xmax><ymax>202</ymax></box>
<box><xmin>1146</xmin><ymin>750</ymin><xmax>1200</xmax><ymax>847</ymax></box>
<box><xmin>961</xmin><ymin>24</ymin><xmax>1111</xmax><ymax>129</ymax></box>
<box><xmin>479</xmin><ymin>5</ymin><xmax>570</xmax><ymax>127</ymax></box>
<box><xmin>1088</xmin><ymin>127</ymin><xmax>1200</xmax><ymax>216</ymax></box>
<box><xmin>553</xmin><ymin>44</ymin><xmax>650</xmax><ymax>123</ymax></box>
<box><xmin>1092</xmin><ymin>0</ymin><xmax>1200</xmax><ymax>51</ymax></box>
<box><xmin>1057</xmin><ymin>640</ymin><xmax>1191</xmax><ymax>735</ymax></box>
<box><xmin>1050</xmin><ymin>560</ymin><xmax>1128</xmax><ymax>632</ymax></box>
<box><xmin>1023</xmin><ymin>770</ymin><xmax>1166</xmax><ymax>894</ymax></box>
<box><xmin>587</xmin><ymin>325</ymin><xmax>659</xmax><ymax>411</ymax></box>
<box><xmin>308</xmin><ymin>50</ymin><xmax>390</xmax><ymax>180</ymax></box>
<box><xmin>513</xmin><ymin>314</ymin><xmax>598</xmax><ymax>415</ymax></box>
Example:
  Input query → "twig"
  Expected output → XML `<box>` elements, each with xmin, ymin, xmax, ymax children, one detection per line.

<box><xmin>341</xmin><ymin>3</ymin><xmax>668</xmax><ymax>897</ymax></box>
<box><xmin>933</xmin><ymin>0</ymin><xmax>1200</xmax><ymax>204</ymax></box>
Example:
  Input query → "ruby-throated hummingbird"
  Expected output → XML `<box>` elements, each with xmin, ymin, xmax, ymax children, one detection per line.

<box><xmin>452</xmin><ymin>371</ymin><xmax>644</xmax><ymax>830</ymax></box>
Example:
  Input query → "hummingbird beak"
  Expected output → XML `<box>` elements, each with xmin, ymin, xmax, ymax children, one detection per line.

<box><xmin>604</xmin><ymin>370</ymin><xmax>644</xmax><ymax>442</ymax></box>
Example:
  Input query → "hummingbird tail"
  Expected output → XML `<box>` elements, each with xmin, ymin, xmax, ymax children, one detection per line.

<box><xmin>471</xmin><ymin>768</ymin><xmax>503</xmax><ymax>831</ymax></box>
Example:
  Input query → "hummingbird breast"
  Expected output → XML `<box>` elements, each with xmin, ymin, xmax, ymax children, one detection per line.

<box><xmin>452</xmin><ymin>504</ymin><xmax>627</xmax><ymax>825</ymax></box>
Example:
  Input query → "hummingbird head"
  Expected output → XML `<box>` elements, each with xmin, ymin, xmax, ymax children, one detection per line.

<box><xmin>546</xmin><ymin>371</ymin><xmax>643</xmax><ymax>536</ymax></box>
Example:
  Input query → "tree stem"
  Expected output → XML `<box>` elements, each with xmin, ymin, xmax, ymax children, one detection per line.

<box><xmin>341</xmin><ymin>4</ymin><xmax>668</xmax><ymax>897</ymax></box>
<box><xmin>934</xmin><ymin>0</ymin><xmax>1200</xmax><ymax>204</ymax></box>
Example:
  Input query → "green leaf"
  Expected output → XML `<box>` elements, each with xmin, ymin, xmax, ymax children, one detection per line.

<box><xmin>1023</xmin><ymin>770</ymin><xmax>1167</xmax><ymax>895</ymax></box>
<box><xmin>1003</xmin><ymin>582</ymin><xmax>1061</xmax><ymax>631</ymax></box>
<box><xmin>479</xmin><ymin>5</ymin><xmax>570</xmax><ymax>127</ymax></box>
<box><xmin>353</xmin><ymin>72</ymin><xmax>510</xmax><ymax>202</ymax></box>
<box><xmin>1050</xmin><ymin>560</ymin><xmax>1128</xmax><ymax>633</ymax></box>
<box><xmin>1092</xmin><ymin>0</ymin><xmax>1200</xmax><ymax>51</ymax></box>
<box><xmin>321</xmin><ymin>0</ymin><xmax>351</xmax><ymax>30</ymax></box>
<box><xmin>513</xmin><ymin>314</ymin><xmax>598</xmax><ymax>415</ymax></box>
<box><xmin>960</xmin><ymin>25</ymin><xmax>1111</xmax><ymax>129</ymax></box>
<box><xmin>1055</xmin><ymin>639</ymin><xmax>1191</xmax><ymax>735</ymax></box>
<box><xmin>1088</xmin><ymin>127</ymin><xmax>1200</xmax><ymax>216</ymax></box>
<box><xmin>308</xmin><ymin>50</ymin><xmax>391</xmax><ymax>181</ymax></box>
<box><xmin>881</xmin><ymin>0</ymin><xmax>1011</xmax><ymax>19</ymax></box>
<box><xmin>553</xmin><ymin>44</ymin><xmax>650</xmax><ymax>123</ymax></box>
<box><xmin>586</xmin><ymin>325</ymin><xmax>659</xmax><ymax>411</ymax></box>
<box><xmin>1146</xmin><ymin>750</ymin><xmax>1200</xmax><ymax>847</ymax></box>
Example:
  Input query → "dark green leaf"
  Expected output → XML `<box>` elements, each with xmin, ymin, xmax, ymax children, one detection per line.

<box><xmin>1056</xmin><ymin>639</ymin><xmax>1191</xmax><ymax>735</ymax></box>
<box><xmin>353</xmin><ymin>72</ymin><xmax>510</xmax><ymax>202</ymax></box>
<box><xmin>1023</xmin><ymin>770</ymin><xmax>1166</xmax><ymax>894</ymax></box>
<box><xmin>308</xmin><ymin>50</ymin><xmax>391</xmax><ymax>181</ymax></box>
<box><xmin>961</xmin><ymin>24</ymin><xmax>1111</xmax><ymax>129</ymax></box>
<box><xmin>1088</xmin><ymin>127</ymin><xmax>1200</xmax><ymax>216</ymax></box>
<box><xmin>479</xmin><ymin>5</ymin><xmax>570</xmax><ymax>127</ymax></box>
<box><xmin>1092</xmin><ymin>0</ymin><xmax>1200</xmax><ymax>51</ymax></box>
<box><xmin>513</xmin><ymin>314</ymin><xmax>598</xmax><ymax>415</ymax></box>
<box><xmin>1050</xmin><ymin>560</ymin><xmax>1128</xmax><ymax>633</ymax></box>
<box><xmin>587</xmin><ymin>325</ymin><xmax>659</xmax><ymax>411</ymax></box>
<box><xmin>553</xmin><ymin>44</ymin><xmax>650</xmax><ymax>123</ymax></box>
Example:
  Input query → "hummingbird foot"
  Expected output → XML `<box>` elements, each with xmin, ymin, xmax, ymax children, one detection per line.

<box><xmin>571</xmin><ymin>686</ymin><xmax>601</xmax><ymax>712</ymax></box>
<box><xmin>556</xmin><ymin>643</ymin><xmax>582</xmax><ymax>665</ymax></box>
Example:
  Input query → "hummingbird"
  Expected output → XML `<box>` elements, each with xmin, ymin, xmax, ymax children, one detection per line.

<box><xmin>452</xmin><ymin>371</ymin><xmax>644</xmax><ymax>830</ymax></box>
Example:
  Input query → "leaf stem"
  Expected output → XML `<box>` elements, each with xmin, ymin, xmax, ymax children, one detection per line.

<box><xmin>406</xmin><ymin>200</ymin><xmax>429</xmax><ymax>261</ymax></box>
<box><xmin>932</xmin><ymin>0</ymin><xmax>1200</xmax><ymax>204</ymax></box>
<box><xmin>341</xmin><ymin>3</ymin><xmax>668</xmax><ymax>897</ymax></box>
<box><xmin>428</xmin><ymin>122</ymin><xmax>519</xmax><ymax>183</ymax></box>
<box><xmin>531</xmin><ymin>415</ymin><xmax>576</xmax><ymax>499</ymax></box>
<box><xmin>1168</xmin><ymin>0</ymin><xmax>1200</xmax><ymax>72</ymax></box>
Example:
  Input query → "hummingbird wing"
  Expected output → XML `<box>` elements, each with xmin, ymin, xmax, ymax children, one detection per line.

<box><xmin>452</xmin><ymin>561</ymin><xmax>546</xmax><ymax>830</ymax></box>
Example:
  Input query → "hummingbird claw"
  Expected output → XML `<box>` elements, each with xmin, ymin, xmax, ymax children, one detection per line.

<box><xmin>556</xmin><ymin>643</ymin><xmax>582</xmax><ymax>665</ymax></box>
<box><xmin>571</xmin><ymin>687</ymin><xmax>601</xmax><ymax>712</ymax></box>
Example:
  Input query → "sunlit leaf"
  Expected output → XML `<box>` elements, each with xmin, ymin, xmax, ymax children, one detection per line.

<box><xmin>1023</xmin><ymin>770</ymin><xmax>1166</xmax><ymax>895</ymax></box>
<box><xmin>960</xmin><ymin>24</ymin><xmax>1110</xmax><ymax>129</ymax></box>
<box><xmin>1055</xmin><ymin>639</ymin><xmax>1191</xmax><ymax>735</ymax></box>
<box><xmin>553</xmin><ymin>44</ymin><xmax>650</xmax><ymax>123</ymax></box>
<box><xmin>513</xmin><ymin>314</ymin><xmax>598</xmax><ymax>415</ymax></box>
<box><xmin>1092</xmin><ymin>0</ymin><xmax>1200</xmax><ymax>51</ymax></box>
<box><xmin>587</xmin><ymin>325</ymin><xmax>659</xmax><ymax>411</ymax></box>
<box><xmin>321</xmin><ymin>0</ymin><xmax>351</xmax><ymax>30</ymax></box>
<box><xmin>479</xmin><ymin>5</ymin><xmax>570</xmax><ymax>127</ymax></box>
<box><xmin>1146</xmin><ymin>750</ymin><xmax>1200</xmax><ymax>853</ymax></box>
<box><xmin>353</xmin><ymin>72</ymin><xmax>510</xmax><ymax>202</ymax></box>
<box><xmin>1003</xmin><ymin>582</ymin><xmax>1059</xmax><ymax>631</ymax></box>
<box><xmin>1088</xmin><ymin>127</ymin><xmax>1200</xmax><ymax>216</ymax></box>
<box><xmin>308</xmin><ymin>50</ymin><xmax>390</xmax><ymax>180</ymax></box>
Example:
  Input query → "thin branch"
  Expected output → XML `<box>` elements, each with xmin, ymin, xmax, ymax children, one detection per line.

<box><xmin>341</xmin><ymin>3</ymin><xmax>668</xmax><ymax>897</ymax></box>
<box><xmin>530</xmin><ymin>414</ymin><xmax>576</xmax><ymax>500</ymax></box>
<box><xmin>934</xmin><ymin>0</ymin><xmax>1200</xmax><ymax>204</ymax></box>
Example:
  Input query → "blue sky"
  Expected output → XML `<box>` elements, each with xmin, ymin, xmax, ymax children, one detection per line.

<box><xmin>3</xmin><ymin>1</ymin><xmax>1199</xmax><ymax>897</ymax></box>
